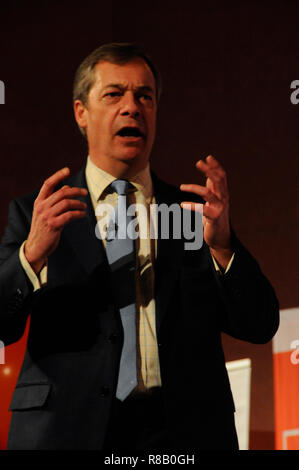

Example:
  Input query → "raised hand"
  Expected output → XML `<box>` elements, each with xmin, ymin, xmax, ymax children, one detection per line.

<box><xmin>24</xmin><ymin>167</ymin><xmax>88</xmax><ymax>274</ymax></box>
<box><xmin>180</xmin><ymin>155</ymin><xmax>233</xmax><ymax>269</ymax></box>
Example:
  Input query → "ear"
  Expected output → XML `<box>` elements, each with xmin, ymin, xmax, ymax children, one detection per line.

<box><xmin>74</xmin><ymin>99</ymin><xmax>88</xmax><ymax>130</ymax></box>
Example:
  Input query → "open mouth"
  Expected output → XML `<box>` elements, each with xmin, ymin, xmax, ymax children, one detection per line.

<box><xmin>116</xmin><ymin>127</ymin><xmax>145</xmax><ymax>139</ymax></box>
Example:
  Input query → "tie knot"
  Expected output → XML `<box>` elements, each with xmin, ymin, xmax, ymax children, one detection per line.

<box><xmin>110</xmin><ymin>179</ymin><xmax>132</xmax><ymax>196</ymax></box>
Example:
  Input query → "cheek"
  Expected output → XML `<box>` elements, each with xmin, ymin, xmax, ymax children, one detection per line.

<box><xmin>101</xmin><ymin>111</ymin><xmax>117</xmax><ymax>134</ymax></box>
<box><xmin>90</xmin><ymin>114</ymin><xmax>111</xmax><ymax>138</ymax></box>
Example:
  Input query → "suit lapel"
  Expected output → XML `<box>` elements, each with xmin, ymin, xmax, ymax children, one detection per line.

<box><xmin>152</xmin><ymin>173</ymin><xmax>184</xmax><ymax>334</ymax></box>
<box><xmin>61</xmin><ymin>168</ymin><xmax>107</xmax><ymax>276</ymax></box>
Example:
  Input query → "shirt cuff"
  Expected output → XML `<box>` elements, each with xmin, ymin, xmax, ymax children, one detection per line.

<box><xmin>212</xmin><ymin>252</ymin><xmax>235</xmax><ymax>275</ymax></box>
<box><xmin>19</xmin><ymin>241</ymin><xmax>48</xmax><ymax>291</ymax></box>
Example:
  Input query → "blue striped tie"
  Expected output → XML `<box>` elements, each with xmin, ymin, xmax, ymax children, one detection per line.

<box><xmin>105</xmin><ymin>179</ymin><xmax>137</xmax><ymax>401</ymax></box>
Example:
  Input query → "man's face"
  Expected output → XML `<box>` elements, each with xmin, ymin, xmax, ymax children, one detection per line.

<box><xmin>75</xmin><ymin>58</ymin><xmax>157</xmax><ymax>175</ymax></box>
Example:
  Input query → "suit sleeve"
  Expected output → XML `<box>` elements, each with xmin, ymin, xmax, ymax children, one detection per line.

<box><xmin>0</xmin><ymin>197</ymin><xmax>36</xmax><ymax>346</ymax></box>
<box><xmin>211</xmin><ymin>231</ymin><xmax>280</xmax><ymax>344</ymax></box>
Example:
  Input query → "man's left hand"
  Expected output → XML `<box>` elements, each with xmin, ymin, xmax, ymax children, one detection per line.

<box><xmin>180</xmin><ymin>155</ymin><xmax>233</xmax><ymax>270</ymax></box>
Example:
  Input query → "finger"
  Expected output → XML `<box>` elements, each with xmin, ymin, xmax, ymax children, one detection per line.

<box><xmin>180</xmin><ymin>184</ymin><xmax>219</xmax><ymax>204</ymax></box>
<box><xmin>180</xmin><ymin>200</ymin><xmax>223</xmax><ymax>219</ymax></box>
<box><xmin>49</xmin><ymin>198</ymin><xmax>87</xmax><ymax>217</ymax></box>
<box><xmin>180</xmin><ymin>202</ymin><xmax>203</xmax><ymax>213</ymax></box>
<box><xmin>49</xmin><ymin>210</ymin><xmax>87</xmax><ymax>230</ymax></box>
<box><xmin>196</xmin><ymin>155</ymin><xmax>224</xmax><ymax>172</ymax></box>
<box><xmin>195</xmin><ymin>156</ymin><xmax>227</xmax><ymax>196</ymax></box>
<box><xmin>196</xmin><ymin>157</ymin><xmax>225</xmax><ymax>181</ymax></box>
<box><xmin>37</xmin><ymin>167</ymin><xmax>71</xmax><ymax>201</ymax></box>
<box><xmin>45</xmin><ymin>186</ymin><xmax>88</xmax><ymax>208</ymax></box>
<box><xmin>206</xmin><ymin>174</ymin><xmax>222</xmax><ymax>201</ymax></box>
<box><xmin>205</xmin><ymin>155</ymin><xmax>224</xmax><ymax>170</ymax></box>
<box><xmin>202</xmin><ymin>203</ymin><xmax>222</xmax><ymax>220</ymax></box>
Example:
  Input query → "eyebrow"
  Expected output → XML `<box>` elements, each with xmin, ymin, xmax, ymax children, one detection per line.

<box><xmin>102</xmin><ymin>84</ymin><xmax>155</xmax><ymax>94</ymax></box>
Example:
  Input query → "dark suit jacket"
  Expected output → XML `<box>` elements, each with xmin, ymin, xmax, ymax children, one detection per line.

<box><xmin>0</xmin><ymin>168</ymin><xmax>279</xmax><ymax>450</ymax></box>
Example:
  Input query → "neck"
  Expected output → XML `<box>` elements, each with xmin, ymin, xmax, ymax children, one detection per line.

<box><xmin>89</xmin><ymin>155</ymin><xmax>149</xmax><ymax>179</ymax></box>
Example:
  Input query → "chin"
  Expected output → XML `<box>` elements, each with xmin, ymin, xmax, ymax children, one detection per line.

<box><xmin>115</xmin><ymin>151</ymin><xmax>149</xmax><ymax>173</ymax></box>
<box><xmin>117</xmin><ymin>147</ymin><xmax>145</xmax><ymax>161</ymax></box>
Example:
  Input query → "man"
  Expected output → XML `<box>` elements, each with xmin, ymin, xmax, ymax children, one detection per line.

<box><xmin>0</xmin><ymin>43</ymin><xmax>279</xmax><ymax>450</ymax></box>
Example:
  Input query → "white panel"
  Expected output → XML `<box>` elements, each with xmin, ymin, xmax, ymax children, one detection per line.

<box><xmin>283</xmin><ymin>429</ymin><xmax>299</xmax><ymax>450</ymax></box>
<box><xmin>226</xmin><ymin>358</ymin><xmax>251</xmax><ymax>450</ymax></box>
<box><xmin>273</xmin><ymin>308</ymin><xmax>299</xmax><ymax>354</ymax></box>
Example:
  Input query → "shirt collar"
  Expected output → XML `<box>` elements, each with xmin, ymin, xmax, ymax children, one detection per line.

<box><xmin>85</xmin><ymin>155</ymin><xmax>153</xmax><ymax>203</ymax></box>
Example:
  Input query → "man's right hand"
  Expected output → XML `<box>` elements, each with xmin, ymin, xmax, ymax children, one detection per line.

<box><xmin>24</xmin><ymin>167</ymin><xmax>88</xmax><ymax>274</ymax></box>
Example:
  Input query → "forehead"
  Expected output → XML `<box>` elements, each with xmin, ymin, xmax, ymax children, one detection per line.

<box><xmin>92</xmin><ymin>58</ymin><xmax>156</xmax><ymax>91</ymax></box>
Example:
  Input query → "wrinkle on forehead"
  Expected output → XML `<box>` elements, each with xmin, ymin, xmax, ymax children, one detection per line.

<box><xmin>92</xmin><ymin>59</ymin><xmax>156</xmax><ymax>95</ymax></box>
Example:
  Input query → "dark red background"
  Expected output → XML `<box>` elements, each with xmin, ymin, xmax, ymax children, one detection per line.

<box><xmin>0</xmin><ymin>0</ymin><xmax>298</xmax><ymax>450</ymax></box>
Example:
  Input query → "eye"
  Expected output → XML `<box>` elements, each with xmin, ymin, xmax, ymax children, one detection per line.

<box><xmin>103</xmin><ymin>91</ymin><xmax>122</xmax><ymax>101</ymax></box>
<box><xmin>140</xmin><ymin>94</ymin><xmax>152</xmax><ymax>101</ymax></box>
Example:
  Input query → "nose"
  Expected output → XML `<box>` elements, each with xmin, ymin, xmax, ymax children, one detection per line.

<box><xmin>120</xmin><ymin>91</ymin><xmax>140</xmax><ymax>117</ymax></box>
